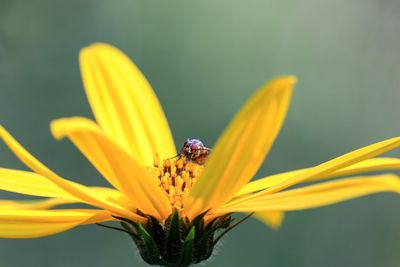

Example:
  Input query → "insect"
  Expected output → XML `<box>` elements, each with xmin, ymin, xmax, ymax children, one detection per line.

<box><xmin>179</xmin><ymin>138</ymin><xmax>211</xmax><ymax>164</ymax></box>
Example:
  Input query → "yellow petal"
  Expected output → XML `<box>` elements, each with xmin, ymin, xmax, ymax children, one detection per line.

<box><xmin>232</xmin><ymin>157</ymin><xmax>400</xmax><ymax>223</ymax></box>
<box><xmin>51</xmin><ymin>117</ymin><xmax>171</xmax><ymax>220</ymax></box>
<box><xmin>253</xmin><ymin>211</ymin><xmax>285</xmax><ymax>230</ymax></box>
<box><xmin>237</xmin><ymin>157</ymin><xmax>400</xmax><ymax>196</ymax></box>
<box><xmin>79</xmin><ymin>43</ymin><xmax>176</xmax><ymax>166</ymax></box>
<box><xmin>83</xmin><ymin>210</ymin><xmax>114</xmax><ymax>224</ymax></box>
<box><xmin>0</xmin><ymin>168</ymin><xmax>132</xmax><ymax>210</ymax></box>
<box><xmin>0</xmin><ymin>199</ymin><xmax>116</xmax><ymax>223</ymax></box>
<box><xmin>215</xmin><ymin>174</ymin><xmax>400</xmax><ymax>214</ymax></box>
<box><xmin>232</xmin><ymin>137</ymin><xmax>400</xmax><ymax>208</ymax></box>
<box><xmin>185</xmin><ymin>76</ymin><xmax>296</xmax><ymax>218</ymax></box>
<box><xmin>0</xmin><ymin>167</ymin><xmax>76</xmax><ymax>199</ymax></box>
<box><xmin>0</xmin><ymin>209</ymin><xmax>110</xmax><ymax>238</ymax></box>
<box><xmin>0</xmin><ymin>198</ymin><xmax>75</xmax><ymax>210</ymax></box>
<box><xmin>0</xmin><ymin>125</ymin><xmax>143</xmax><ymax>222</ymax></box>
<box><xmin>51</xmin><ymin>117</ymin><xmax>124</xmax><ymax>191</ymax></box>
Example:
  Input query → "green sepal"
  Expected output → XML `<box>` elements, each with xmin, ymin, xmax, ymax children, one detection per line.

<box><xmin>120</xmin><ymin>221</ymin><xmax>138</xmax><ymax>237</ymax></box>
<box><xmin>193</xmin><ymin>229</ymin><xmax>214</xmax><ymax>263</ymax></box>
<box><xmin>181</xmin><ymin>227</ymin><xmax>196</xmax><ymax>266</ymax></box>
<box><xmin>193</xmin><ymin>215</ymin><xmax>232</xmax><ymax>263</ymax></box>
<box><xmin>146</xmin><ymin>215</ymin><xmax>166</xmax><ymax>245</ymax></box>
<box><xmin>188</xmin><ymin>210</ymin><xmax>208</xmax><ymax>240</ymax></box>
<box><xmin>129</xmin><ymin>222</ymin><xmax>161</xmax><ymax>265</ymax></box>
<box><xmin>165</xmin><ymin>211</ymin><xmax>183</xmax><ymax>264</ymax></box>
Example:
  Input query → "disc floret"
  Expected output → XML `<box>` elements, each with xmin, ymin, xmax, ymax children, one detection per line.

<box><xmin>153</xmin><ymin>157</ymin><xmax>203</xmax><ymax>211</ymax></box>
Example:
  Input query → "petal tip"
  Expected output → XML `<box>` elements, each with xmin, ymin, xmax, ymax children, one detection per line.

<box><xmin>0</xmin><ymin>124</ymin><xmax>13</xmax><ymax>140</ymax></box>
<box><xmin>50</xmin><ymin>117</ymin><xmax>98</xmax><ymax>141</ymax></box>
<box><xmin>79</xmin><ymin>42</ymin><xmax>121</xmax><ymax>57</ymax></box>
<box><xmin>78</xmin><ymin>43</ymin><xmax>113</xmax><ymax>63</ymax></box>
<box><xmin>50</xmin><ymin>119</ymin><xmax>64</xmax><ymax>140</ymax></box>
<box><xmin>272</xmin><ymin>75</ymin><xmax>298</xmax><ymax>89</ymax></box>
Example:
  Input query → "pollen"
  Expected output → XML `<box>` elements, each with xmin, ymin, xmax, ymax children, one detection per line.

<box><xmin>152</xmin><ymin>156</ymin><xmax>203</xmax><ymax>210</ymax></box>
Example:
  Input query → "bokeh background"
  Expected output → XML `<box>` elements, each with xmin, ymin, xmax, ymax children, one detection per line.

<box><xmin>1</xmin><ymin>0</ymin><xmax>400</xmax><ymax>266</ymax></box>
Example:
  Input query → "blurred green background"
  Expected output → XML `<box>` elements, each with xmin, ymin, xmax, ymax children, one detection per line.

<box><xmin>1</xmin><ymin>0</ymin><xmax>400</xmax><ymax>266</ymax></box>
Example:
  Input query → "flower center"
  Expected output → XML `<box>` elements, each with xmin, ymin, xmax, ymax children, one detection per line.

<box><xmin>151</xmin><ymin>156</ymin><xmax>204</xmax><ymax>210</ymax></box>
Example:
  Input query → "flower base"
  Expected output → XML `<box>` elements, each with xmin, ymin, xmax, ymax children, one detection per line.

<box><xmin>119</xmin><ymin>211</ymin><xmax>231</xmax><ymax>267</ymax></box>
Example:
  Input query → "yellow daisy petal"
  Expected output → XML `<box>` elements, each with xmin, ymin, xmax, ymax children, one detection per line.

<box><xmin>253</xmin><ymin>211</ymin><xmax>285</xmax><ymax>230</ymax></box>
<box><xmin>235</xmin><ymin>157</ymin><xmax>400</xmax><ymax>226</ymax></box>
<box><xmin>185</xmin><ymin>76</ymin><xmax>296</xmax><ymax>218</ymax></box>
<box><xmin>215</xmin><ymin>174</ymin><xmax>400</xmax><ymax>214</ymax></box>
<box><xmin>51</xmin><ymin>117</ymin><xmax>171</xmax><ymax>220</ymax></box>
<box><xmin>0</xmin><ymin>168</ymin><xmax>76</xmax><ymax>199</ymax></box>
<box><xmin>262</xmin><ymin>137</ymin><xmax>400</xmax><ymax>195</ymax></box>
<box><xmin>83</xmin><ymin>210</ymin><xmax>114</xmax><ymax>224</ymax></box>
<box><xmin>80</xmin><ymin>43</ymin><xmax>176</xmax><ymax>166</ymax></box>
<box><xmin>0</xmin><ymin>209</ymin><xmax>110</xmax><ymax>238</ymax></box>
<box><xmin>0</xmin><ymin>125</ymin><xmax>143</xmax><ymax>222</ymax></box>
<box><xmin>237</xmin><ymin>157</ymin><xmax>400</xmax><ymax>196</ymax></box>
<box><xmin>51</xmin><ymin>117</ymin><xmax>126</xmax><ymax>192</ymax></box>
<box><xmin>231</xmin><ymin>137</ymin><xmax>400</xmax><ymax>208</ymax></box>
<box><xmin>0</xmin><ymin>198</ymin><xmax>76</xmax><ymax>210</ymax></box>
<box><xmin>0</xmin><ymin>168</ymin><xmax>132</xmax><ymax>210</ymax></box>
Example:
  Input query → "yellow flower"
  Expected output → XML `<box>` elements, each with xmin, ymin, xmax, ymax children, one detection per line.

<box><xmin>1</xmin><ymin>43</ymin><xmax>400</xmax><ymax>266</ymax></box>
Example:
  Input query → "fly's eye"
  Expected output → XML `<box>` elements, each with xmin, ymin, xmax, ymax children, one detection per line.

<box><xmin>190</xmin><ymin>144</ymin><xmax>198</xmax><ymax>151</ymax></box>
